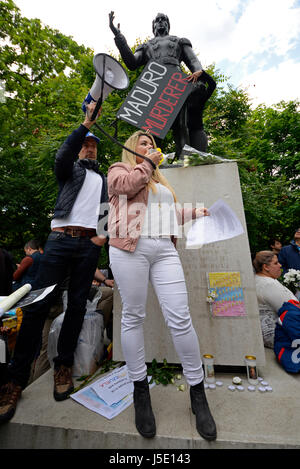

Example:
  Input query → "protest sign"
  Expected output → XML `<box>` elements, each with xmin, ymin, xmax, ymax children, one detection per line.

<box><xmin>117</xmin><ymin>60</ymin><xmax>193</xmax><ymax>139</ymax></box>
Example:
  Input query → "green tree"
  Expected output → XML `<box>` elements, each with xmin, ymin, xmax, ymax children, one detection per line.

<box><xmin>0</xmin><ymin>0</ymin><xmax>93</xmax><ymax>258</ymax></box>
<box><xmin>240</xmin><ymin>100</ymin><xmax>300</xmax><ymax>252</ymax></box>
<box><xmin>246</xmin><ymin>101</ymin><xmax>300</xmax><ymax>182</ymax></box>
<box><xmin>197</xmin><ymin>71</ymin><xmax>300</xmax><ymax>253</ymax></box>
<box><xmin>1</xmin><ymin>0</ymin><xmax>299</xmax><ymax>261</ymax></box>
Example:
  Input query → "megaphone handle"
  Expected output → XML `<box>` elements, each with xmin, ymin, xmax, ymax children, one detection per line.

<box><xmin>91</xmin><ymin>96</ymin><xmax>103</xmax><ymax>122</ymax></box>
<box><xmin>91</xmin><ymin>55</ymin><xmax>106</xmax><ymax>121</ymax></box>
<box><xmin>93</xmin><ymin>122</ymin><xmax>156</xmax><ymax>170</ymax></box>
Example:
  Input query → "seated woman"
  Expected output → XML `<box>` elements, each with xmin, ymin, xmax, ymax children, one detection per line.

<box><xmin>107</xmin><ymin>130</ymin><xmax>216</xmax><ymax>441</ymax></box>
<box><xmin>253</xmin><ymin>251</ymin><xmax>297</xmax><ymax>348</ymax></box>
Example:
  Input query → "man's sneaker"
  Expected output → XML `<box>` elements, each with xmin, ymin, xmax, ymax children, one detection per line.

<box><xmin>53</xmin><ymin>365</ymin><xmax>74</xmax><ymax>401</ymax></box>
<box><xmin>0</xmin><ymin>382</ymin><xmax>22</xmax><ymax>424</ymax></box>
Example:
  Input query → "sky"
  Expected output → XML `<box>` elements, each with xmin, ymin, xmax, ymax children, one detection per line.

<box><xmin>13</xmin><ymin>0</ymin><xmax>300</xmax><ymax>108</ymax></box>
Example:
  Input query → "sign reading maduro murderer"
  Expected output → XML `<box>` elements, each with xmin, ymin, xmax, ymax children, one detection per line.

<box><xmin>117</xmin><ymin>61</ymin><xmax>194</xmax><ymax>139</ymax></box>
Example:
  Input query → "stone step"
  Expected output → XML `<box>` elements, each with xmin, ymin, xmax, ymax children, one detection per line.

<box><xmin>0</xmin><ymin>349</ymin><xmax>300</xmax><ymax>449</ymax></box>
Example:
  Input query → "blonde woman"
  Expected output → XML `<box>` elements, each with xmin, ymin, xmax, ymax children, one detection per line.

<box><xmin>108</xmin><ymin>130</ymin><xmax>216</xmax><ymax>441</ymax></box>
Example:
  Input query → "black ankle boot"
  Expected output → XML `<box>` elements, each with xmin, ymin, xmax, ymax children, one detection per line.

<box><xmin>133</xmin><ymin>377</ymin><xmax>156</xmax><ymax>438</ymax></box>
<box><xmin>190</xmin><ymin>380</ymin><xmax>217</xmax><ymax>441</ymax></box>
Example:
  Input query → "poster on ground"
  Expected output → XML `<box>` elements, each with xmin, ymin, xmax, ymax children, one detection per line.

<box><xmin>71</xmin><ymin>365</ymin><xmax>155</xmax><ymax>419</ymax></box>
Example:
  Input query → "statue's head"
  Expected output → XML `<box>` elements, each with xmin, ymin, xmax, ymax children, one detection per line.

<box><xmin>152</xmin><ymin>13</ymin><xmax>170</xmax><ymax>36</ymax></box>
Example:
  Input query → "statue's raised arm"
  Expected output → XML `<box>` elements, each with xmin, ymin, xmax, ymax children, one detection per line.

<box><xmin>109</xmin><ymin>11</ymin><xmax>120</xmax><ymax>36</ymax></box>
<box><xmin>108</xmin><ymin>11</ymin><xmax>144</xmax><ymax>70</ymax></box>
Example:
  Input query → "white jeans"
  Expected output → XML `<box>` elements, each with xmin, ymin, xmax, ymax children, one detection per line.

<box><xmin>109</xmin><ymin>238</ymin><xmax>203</xmax><ymax>385</ymax></box>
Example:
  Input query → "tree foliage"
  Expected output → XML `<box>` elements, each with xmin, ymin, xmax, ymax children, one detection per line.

<box><xmin>0</xmin><ymin>0</ymin><xmax>93</xmax><ymax>256</ymax></box>
<box><xmin>0</xmin><ymin>0</ymin><xmax>299</xmax><ymax>263</ymax></box>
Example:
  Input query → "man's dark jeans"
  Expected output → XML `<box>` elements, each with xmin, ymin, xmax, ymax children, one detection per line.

<box><xmin>7</xmin><ymin>231</ymin><xmax>101</xmax><ymax>389</ymax></box>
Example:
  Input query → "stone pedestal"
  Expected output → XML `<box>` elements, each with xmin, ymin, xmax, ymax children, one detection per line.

<box><xmin>112</xmin><ymin>163</ymin><xmax>265</xmax><ymax>366</ymax></box>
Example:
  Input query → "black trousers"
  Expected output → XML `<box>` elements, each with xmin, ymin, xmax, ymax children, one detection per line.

<box><xmin>7</xmin><ymin>231</ymin><xmax>101</xmax><ymax>389</ymax></box>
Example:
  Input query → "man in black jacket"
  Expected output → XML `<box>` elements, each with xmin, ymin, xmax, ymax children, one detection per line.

<box><xmin>12</xmin><ymin>239</ymin><xmax>42</xmax><ymax>291</ymax></box>
<box><xmin>0</xmin><ymin>103</ymin><xmax>108</xmax><ymax>423</ymax></box>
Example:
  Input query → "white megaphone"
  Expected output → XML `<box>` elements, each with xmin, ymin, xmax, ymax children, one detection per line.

<box><xmin>82</xmin><ymin>53</ymin><xmax>129</xmax><ymax>116</ymax></box>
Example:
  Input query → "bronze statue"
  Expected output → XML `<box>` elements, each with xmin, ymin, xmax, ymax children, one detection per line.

<box><xmin>187</xmin><ymin>71</ymin><xmax>216</xmax><ymax>152</ymax></box>
<box><xmin>109</xmin><ymin>12</ymin><xmax>215</xmax><ymax>157</ymax></box>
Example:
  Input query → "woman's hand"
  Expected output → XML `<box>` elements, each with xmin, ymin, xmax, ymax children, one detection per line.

<box><xmin>195</xmin><ymin>207</ymin><xmax>210</xmax><ymax>217</ymax></box>
<box><xmin>146</xmin><ymin>149</ymin><xmax>162</xmax><ymax>166</ymax></box>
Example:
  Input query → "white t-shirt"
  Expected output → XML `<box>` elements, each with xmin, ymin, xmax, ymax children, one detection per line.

<box><xmin>51</xmin><ymin>169</ymin><xmax>102</xmax><ymax>230</ymax></box>
<box><xmin>255</xmin><ymin>275</ymin><xmax>297</xmax><ymax>312</ymax></box>
<box><xmin>255</xmin><ymin>275</ymin><xmax>297</xmax><ymax>348</ymax></box>
<box><xmin>140</xmin><ymin>183</ymin><xmax>179</xmax><ymax>237</ymax></box>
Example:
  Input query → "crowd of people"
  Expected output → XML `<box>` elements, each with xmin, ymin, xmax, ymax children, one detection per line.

<box><xmin>0</xmin><ymin>11</ymin><xmax>299</xmax><ymax>440</ymax></box>
<box><xmin>0</xmin><ymin>97</ymin><xmax>299</xmax><ymax>440</ymax></box>
<box><xmin>0</xmin><ymin>99</ymin><xmax>218</xmax><ymax>440</ymax></box>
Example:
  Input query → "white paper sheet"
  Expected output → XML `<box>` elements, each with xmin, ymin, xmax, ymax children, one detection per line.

<box><xmin>71</xmin><ymin>365</ymin><xmax>155</xmax><ymax>419</ymax></box>
<box><xmin>0</xmin><ymin>284</ymin><xmax>57</xmax><ymax>317</ymax></box>
<box><xmin>91</xmin><ymin>365</ymin><xmax>134</xmax><ymax>406</ymax></box>
<box><xmin>71</xmin><ymin>383</ymin><xmax>133</xmax><ymax>420</ymax></box>
<box><xmin>0</xmin><ymin>284</ymin><xmax>32</xmax><ymax>315</ymax></box>
<box><xmin>186</xmin><ymin>199</ymin><xmax>244</xmax><ymax>249</ymax></box>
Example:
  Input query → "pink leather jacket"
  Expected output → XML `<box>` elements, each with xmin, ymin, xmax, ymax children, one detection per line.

<box><xmin>108</xmin><ymin>160</ymin><xmax>196</xmax><ymax>252</ymax></box>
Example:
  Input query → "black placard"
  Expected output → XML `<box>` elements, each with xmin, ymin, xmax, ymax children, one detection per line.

<box><xmin>117</xmin><ymin>61</ymin><xmax>193</xmax><ymax>139</ymax></box>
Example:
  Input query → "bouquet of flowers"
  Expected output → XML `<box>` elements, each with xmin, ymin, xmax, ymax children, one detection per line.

<box><xmin>282</xmin><ymin>269</ymin><xmax>300</xmax><ymax>296</ymax></box>
<box><xmin>182</xmin><ymin>145</ymin><xmax>233</xmax><ymax>167</ymax></box>
<box><xmin>206</xmin><ymin>289</ymin><xmax>218</xmax><ymax>304</ymax></box>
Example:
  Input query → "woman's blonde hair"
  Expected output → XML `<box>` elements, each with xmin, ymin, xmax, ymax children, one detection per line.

<box><xmin>253</xmin><ymin>250</ymin><xmax>276</xmax><ymax>273</ymax></box>
<box><xmin>122</xmin><ymin>130</ymin><xmax>177</xmax><ymax>202</ymax></box>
